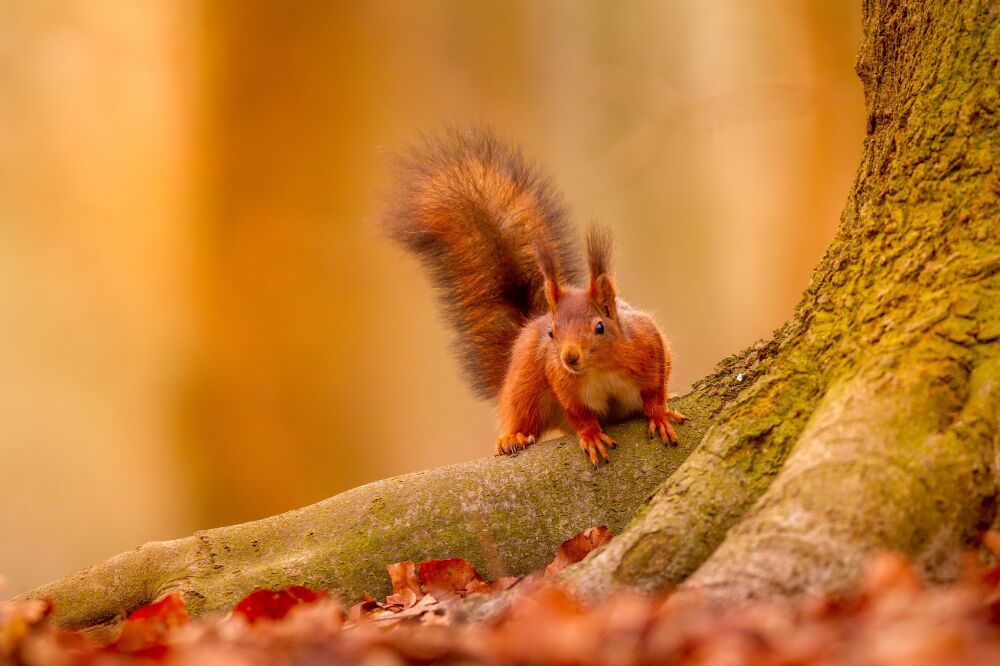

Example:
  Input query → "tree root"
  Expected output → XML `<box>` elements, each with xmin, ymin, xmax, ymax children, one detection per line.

<box><xmin>14</xmin><ymin>391</ymin><xmax>710</xmax><ymax>633</ymax></box>
<box><xmin>457</xmin><ymin>344</ymin><xmax>826</xmax><ymax>622</ymax></box>
<box><xmin>685</xmin><ymin>345</ymin><xmax>1000</xmax><ymax>599</ymax></box>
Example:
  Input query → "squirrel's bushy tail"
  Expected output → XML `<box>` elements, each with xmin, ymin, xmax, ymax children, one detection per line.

<box><xmin>383</xmin><ymin>127</ymin><xmax>581</xmax><ymax>399</ymax></box>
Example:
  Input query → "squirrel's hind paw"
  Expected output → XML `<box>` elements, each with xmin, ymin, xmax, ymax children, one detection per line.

<box><xmin>496</xmin><ymin>432</ymin><xmax>536</xmax><ymax>455</ymax></box>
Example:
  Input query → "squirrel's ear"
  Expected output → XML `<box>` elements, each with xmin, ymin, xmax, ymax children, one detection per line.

<box><xmin>589</xmin><ymin>273</ymin><xmax>618</xmax><ymax>320</ymax></box>
<box><xmin>534</xmin><ymin>240</ymin><xmax>562</xmax><ymax>312</ymax></box>
<box><xmin>544</xmin><ymin>277</ymin><xmax>561</xmax><ymax>312</ymax></box>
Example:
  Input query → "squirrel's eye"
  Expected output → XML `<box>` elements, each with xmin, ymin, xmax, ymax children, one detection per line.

<box><xmin>594</xmin><ymin>321</ymin><xmax>605</xmax><ymax>335</ymax></box>
<box><xmin>547</xmin><ymin>328</ymin><xmax>554</xmax><ymax>339</ymax></box>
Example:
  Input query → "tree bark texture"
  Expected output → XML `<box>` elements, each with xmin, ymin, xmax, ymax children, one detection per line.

<box><xmin>14</xmin><ymin>0</ymin><xmax>1000</xmax><ymax>631</ymax></box>
<box><xmin>14</xmin><ymin>395</ymin><xmax>715</xmax><ymax>633</ymax></box>
<box><xmin>562</xmin><ymin>0</ymin><xmax>999</xmax><ymax>602</ymax></box>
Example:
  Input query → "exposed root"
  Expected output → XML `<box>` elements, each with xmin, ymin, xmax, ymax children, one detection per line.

<box><xmin>14</xmin><ymin>394</ymin><xmax>706</xmax><ymax>632</ymax></box>
<box><xmin>684</xmin><ymin>346</ymin><xmax>1000</xmax><ymax>600</ymax></box>
<box><xmin>552</xmin><ymin>367</ymin><xmax>824</xmax><ymax>604</ymax></box>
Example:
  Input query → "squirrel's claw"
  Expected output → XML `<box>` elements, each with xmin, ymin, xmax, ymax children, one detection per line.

<box><xmin>579</xmin><ymin>431</ymin><xmax>615</xmax><ymax>465</ymax></box>
<box><xmin>496</xmin><ymin>432</ymin><xmax>536</xmax><ymax>455</ymax></box>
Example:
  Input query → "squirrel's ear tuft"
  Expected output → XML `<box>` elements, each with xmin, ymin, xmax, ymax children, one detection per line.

<box><xmin>586</xmin><ymin>223</ymin><xmax>615</xmax><ymax>281</ymax></box>
<box><xmin>587</xmin><ymin>224</ymin><xmax>617</xmax><ymax>319</ymax></box>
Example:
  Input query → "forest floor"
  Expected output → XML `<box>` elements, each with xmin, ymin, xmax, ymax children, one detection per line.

<box><xmin>4</xmin><ymin>528</ymin><xmax>1000</xmax><ymax>665</ymax></box>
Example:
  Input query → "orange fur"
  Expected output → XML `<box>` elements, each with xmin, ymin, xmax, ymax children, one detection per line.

<box><xmin>386</xmin><ymin>129</ymin><xmax>682</xmax><ymax>465</ymax></box>
<box><xmin>495</xmin><ymin>224</ymin><xmax>684</xmax><ymax>464</ymax></box>
<box><xmin>383</xmin><ymin>127</ymin><xmax>580</xmax><ymax>399</ymax></box>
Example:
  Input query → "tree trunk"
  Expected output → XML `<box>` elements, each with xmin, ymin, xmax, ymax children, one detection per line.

<box><xmin>564</xmin><ymin>0</ymin><xmax>1000</xmax><ymax>602</ymax></box>
<box><xmin>13</xmin><ymin>0</ymin><xmax>999</xmax><ymax>631</ymax></box>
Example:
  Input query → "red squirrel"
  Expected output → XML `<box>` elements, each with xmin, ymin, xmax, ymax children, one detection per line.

<box><xmin>383</xmin><ymin>128</ymin><xmax>684</xmax><ymax>465</ymax></box>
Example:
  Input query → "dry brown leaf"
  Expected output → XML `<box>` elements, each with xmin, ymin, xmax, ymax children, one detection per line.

<box><xmin>346</xmin><ymin>592</ymin><xmax>379</xmax><ymax>622</ymax></box>
<box><xmin>386</xmin><ymin>561</ymin><xmax>423</xmax><ymax>599</ymax></box>
<box><xmin>114</xmin><ymin>592</ymin><xmax>189</xmax><ymax>659</ymax></box>
<box><xmin>10</xmin><ymin>544</ymin><xmax>1000</xmax><ymax>664</ymax></box>
<box><xmin>370</xmin><ymin>593</ymin><xmax>442</xmax><ymax>629</ymax></box>
<box><xmin>417</xmin><ymin>558</ymin><xmax>486</xmax><ymax>599</ymax></box>
<box><xmin>385</xmin><ymin>588</ymin><xmax>418</xmax><ymax>610</ymax></box>
<box><xmin>464</xmin><ymin>579</ymin><xmax>493</xmax><ymax>595</ymax></box>
<box><xmin>544</xmin><ymin>526</ymin><xmax>613</xmax><ymax>576</ymax></box>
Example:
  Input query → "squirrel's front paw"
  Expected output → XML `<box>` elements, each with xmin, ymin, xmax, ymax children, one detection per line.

<box><xmin>496</xmin><ymin>432</ymin><xmax>536</xmax><ymax>455</ymax></box>
<box><xmin>578</xmin><ymin>430</ymin><xmax>616</xmax><ymax>466</ymax></box>
<box><xmin>647</xmin><ymin>415</ymin><xmax>677</xmax><ymax>444</ymax></box>
<box><xmin>647</xmin><ymin>407</ymin><xmax>684</xmax><ymax>444</ymax></box>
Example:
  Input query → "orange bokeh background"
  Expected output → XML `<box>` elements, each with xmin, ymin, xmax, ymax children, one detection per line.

<box><xmin>0</xmin><ymin>1</ymin><xmax>863</xmax><ymax>595</ymax></box>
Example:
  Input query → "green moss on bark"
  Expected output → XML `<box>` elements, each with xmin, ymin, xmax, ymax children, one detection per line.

<box><xmin>19</xmin><ymin>392</ymin><xmax>705</xmax><ymax>630</ymax></box>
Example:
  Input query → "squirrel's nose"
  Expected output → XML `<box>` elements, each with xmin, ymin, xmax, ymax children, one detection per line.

<box><xmin>562</xmin><ymin>349</ymin><xmax>581</xmax><ymax>367</ymax></box>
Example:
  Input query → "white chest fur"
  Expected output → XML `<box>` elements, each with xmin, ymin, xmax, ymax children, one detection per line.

<box><xmin>577</xmin><ymin>370</ymin><xmax>643</xmax><ymax>419</ymax></box>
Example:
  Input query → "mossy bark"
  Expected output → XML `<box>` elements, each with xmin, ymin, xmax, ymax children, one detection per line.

<box><xmin>14</xmin><ymin>0</ymin><xmax>1000</xmax><ymax>631</ymax></box>
<box><xmin>14</xmin><ymin>398</ymin><xmax>710</xmax><ymax>633</ymax></box>
<box><xmin>559</xmin><ymin>0</ymin><xmax>1000</xmax><ymax>602</ymax></box>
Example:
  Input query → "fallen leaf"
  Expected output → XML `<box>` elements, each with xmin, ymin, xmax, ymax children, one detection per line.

<box><xmin>417</xmin><ymin>558</ymin><xmax>486</xmax><ymax>599</ymax></box>
<box><xmin>232</xmin><ymin>586</ymin><xmax>325</xmax><ymax>623</ymax></box>
<box><xmin>385</xmin><ymin>588</ymin><xmax>419</xmax><ymax>610</ymax></box>
<box><xmin>114</xmin><ymin>592</ymin><xmax>189</xmax><ymax>658</ymax></box>
<box><xmin>12</xmin><ymin>539</ymin><xmax>1000</xmax><ymax>665</ymax></box>
<box><xmin>387</xmin><ymin>561</ymin><xmax>423</xmax><ymax>599</ymax></box>
<box><xmin>465</xmin><ymin>579</ymin><xmax>493</xmax><ymax>595</ymax></box>
<box><xmin>375</xmin><ymin>594</ymin><xmax>441</xmax><ymax>623</ymax></box>
<box><xmin>544</xmin><ymin>526</ymin><xmax>612</xmax><ymax>576</ymax></box>
<box><xmin>347</xmin><ymin>592</ymin><xmax>380</xmax><ymax>622</ymax></box>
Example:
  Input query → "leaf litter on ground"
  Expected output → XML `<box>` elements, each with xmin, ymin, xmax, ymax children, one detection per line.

<box><xmin>5</xmin><ymin>527</ymin><xmax>1000</xmax><ymax>664</ymax></box>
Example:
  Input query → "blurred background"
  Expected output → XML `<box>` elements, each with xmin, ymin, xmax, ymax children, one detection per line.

<box><xmin>0</xmin><ymin>1</ymin><xmax>863</xmax><ymax>595</ymax></box>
